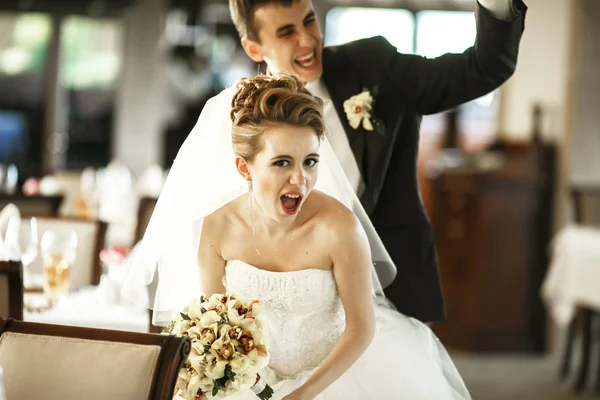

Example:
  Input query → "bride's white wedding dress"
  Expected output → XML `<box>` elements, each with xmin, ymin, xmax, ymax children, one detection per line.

<box><xmin>223</xmin><ymin>260</ymin><xmax>471</xmax><ymax>400</ymax></box>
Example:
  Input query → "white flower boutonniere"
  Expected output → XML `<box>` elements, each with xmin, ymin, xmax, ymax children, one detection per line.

<box><xmin>343</xmin><ymin>85</ymin><xmax>385</xmax><ymax>135</ymax></box>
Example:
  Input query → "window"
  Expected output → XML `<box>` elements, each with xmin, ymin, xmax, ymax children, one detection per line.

<box><xmin>0</xmin><ymin>13</ymin><xmax>51</xmax><ymax>77</ymax></box>
<box><xmin>415</xmin><ymin>10</ymin><xmax>475</xmax><ymax>57</ymax></box>
<box><xmin>0</xmin><ymin>12</ymin><xmax>125</xmax><ymax>172</ymax></box>
<box><xmin>60</xmin><ymin>16</ymin><xmax>124</xmax><ymax>168</ymax></box>
<box><xmin>0</xmin><ymin>110</ymin><xmax>28</xmax><ymax>162</ymax></box>
<box><xmin>325</xmin><ymin>7</ymin><xmax>414</xmax><ymax>54</ymax></box>
<box><xmin>324</xmin><ymin>7</ymin><xmax>499</xmax><ymax>143</ymax></box>
<box><xmin>61</xmin><ymin>17</ymin><xmax>122</xmax><ymax>90</ymax></box>
<box><xmin>0</xmin><ymin>13</ymin><xmax>52</xmax><ymax>174</ymax></box>
<box><xmin>415</xmin><ymin>10</ymin><xmax>498</xmax><ymax>142</ymax></box>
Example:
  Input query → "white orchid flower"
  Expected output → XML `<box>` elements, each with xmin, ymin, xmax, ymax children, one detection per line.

<box><xmin>185</xmin><ymin>374</ymin><xmax>204</xmax><ymax>399</ymax></box>
<box><xmin>343</xmin><ymin>90</ymin><xmax>374</xmax><ymax>131</ymax></box>
<box><xmin>171</xmin><ymin>320</ymin><xmax>191</xmax><ymax>336</ymax></box>
<box><xmin>187</xmin><ymin>299</ymin><xmax>205</xmax><ymax>320</ymax></box>
<box><xmin>204</xmin><ymin>358</ymin><xmax>228</xmax><ymax>380</ymax></box>
<box><xmin>199</xmin><ymin>310</ymin><xmax>221</xmax><ymax>328</ymax></box>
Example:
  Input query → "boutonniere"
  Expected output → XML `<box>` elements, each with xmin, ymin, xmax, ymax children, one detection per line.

<box><xmin>342</xmin><ymin>85</ymin><xmax>385</xmax><ymax>135</ymax></box>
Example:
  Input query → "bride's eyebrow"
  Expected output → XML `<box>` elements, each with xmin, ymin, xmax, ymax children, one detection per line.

<box><xmin>270</xmin><ymin>155</ymin><xmax>292</xmax><ymax>161</ymax></box>
<box><xmin>269</xmin><ymin>153</ymin><xmax>319</xmax><ymax>160</ymax></box>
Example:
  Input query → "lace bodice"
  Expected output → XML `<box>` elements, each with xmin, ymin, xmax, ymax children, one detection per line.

<box><xmin>224</xmin><ymin>260</ymin><xmax>345</xmax><ymax>379</ymax></box>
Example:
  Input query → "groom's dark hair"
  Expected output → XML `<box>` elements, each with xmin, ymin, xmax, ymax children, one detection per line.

<box><xmin>229</xmin><ymin>0</ymin><xmax>294</xmax><ymax>42</ymax></box>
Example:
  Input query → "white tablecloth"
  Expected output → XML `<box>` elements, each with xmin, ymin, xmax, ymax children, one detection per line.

<box><xmin>23</xmin><ymin>276</ymin><xmax>149</xmax><ymax>333</ymax></box>
<box><xmin>541</xmin><ymin>225</ymin><xmax>600</xmax><ymax>327</ymax></box>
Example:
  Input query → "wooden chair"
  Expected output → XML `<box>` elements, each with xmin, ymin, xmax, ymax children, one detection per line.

<box><xmin>0</xmin><ymin>317</ymin><xmax>190</xmax><ymax>400</ymax></box>
<box><xmin>0</xmin><ymin>261</ymin><xmax>23</xmax><ymax>320</ymax></box>
<box><xmin>558</xmin><ymin>185</ymin><xmax>600</xmax><ymax>394</ymax></box>
<box><xmin>0</xmin><ymin>194</ymin><xmax>63</xmax><ymax>218</ymax></box>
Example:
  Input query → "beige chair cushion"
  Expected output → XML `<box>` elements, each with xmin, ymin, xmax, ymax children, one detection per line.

<box><xmin>0</xmin><ymin>275</ymin><xmax>8</xmax><ymax>318</ymax></box>
<box><xmin>24</xmin><ymin>218</ymin><xmax>102</xmax><ymax>288</ymax></box>
<box><xmin>0</xmin><ymin>332</ymin><xmax>161</xmax><ymax>400</ymax></box>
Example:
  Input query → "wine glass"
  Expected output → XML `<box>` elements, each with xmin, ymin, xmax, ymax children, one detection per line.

<box><xmin>20</xmin><ymin>217</ymin><xmax>39</xmax><ymax>287</ymax></box>
<box><xmin>40</xmin><ymin>230</ymin><xmax>78</xmax><ymax>305</ymax></box>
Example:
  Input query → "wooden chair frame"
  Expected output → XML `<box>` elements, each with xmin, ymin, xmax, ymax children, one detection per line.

<box><xmin>0</xmin><ymin>318</ymin><xmax>190</xmax><ymax>400</ymax></box>
<box><xmin>0</xmin><ymin>261</ymin><xmax>23</xmax><ymax>320</ymax></box>
<box><xmin>0</xmin><ymin>194</ymin><xmax>63</xmax><ymax>217</ymax></box>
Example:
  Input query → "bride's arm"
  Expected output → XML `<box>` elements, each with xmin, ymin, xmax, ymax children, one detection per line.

<box><xmin>288</xmin><ymin>210</ymin><xmax>376</xmax><ymax>400</ymax></box>
<box><xmin>197</xmin><ymin>213</ymin><xmax>227</xmax><ymax>296</ymax></box>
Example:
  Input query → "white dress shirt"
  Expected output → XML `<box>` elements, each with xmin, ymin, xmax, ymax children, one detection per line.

<box><xmin>306</xmin><ymin>79</ymin><xmax>365</xmax><ymax>196</ymax></box>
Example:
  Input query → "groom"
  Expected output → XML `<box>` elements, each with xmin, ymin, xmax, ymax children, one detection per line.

<box><xmin>226</xmin><ymin>0</ymin><xmax>527</xmax><ymax>322</ymax></box>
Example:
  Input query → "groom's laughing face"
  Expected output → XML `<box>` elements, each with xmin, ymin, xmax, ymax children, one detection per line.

<box><xmin>242</xmin><ymin>0</ymin><xmax>323</xmax><ymax>83</ymax></box>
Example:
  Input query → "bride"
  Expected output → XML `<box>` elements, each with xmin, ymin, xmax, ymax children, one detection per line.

<box><xmin>122</xmin><ymin>74</ymin><xmax>471</xmax><ymax>399</ymax></box>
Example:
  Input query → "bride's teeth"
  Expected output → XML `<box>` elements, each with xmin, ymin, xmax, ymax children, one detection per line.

<box><xmin>284</xmin><ymin>194</ymin><xmax>300</xmax><ymax>199</ymax></box>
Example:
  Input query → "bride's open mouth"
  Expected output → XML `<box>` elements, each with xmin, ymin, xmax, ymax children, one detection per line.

<box><xmin>280</xmin><ymin>193</ymin><xmax>303</xmax><ymax>215</ymax></box>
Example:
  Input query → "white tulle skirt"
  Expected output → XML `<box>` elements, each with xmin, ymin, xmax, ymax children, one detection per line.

<box><xmin>224</xmin><ymin>306</ymin><xmax>471</xmax><ymax>400</ymax></box>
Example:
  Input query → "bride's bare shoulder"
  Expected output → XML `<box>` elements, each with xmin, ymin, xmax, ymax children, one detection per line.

<box><xmin>309</xmin><ymin>191</ymin><xmax>370</xmax><ymax>259</ymax></box>
<box><xmin>309</xmin><ymin>190</ymin><xmax>360</xmax><ymax>231</ymax></box>
<box><xmin>203</xmin><ymin>194</ymin><xmax>248</xmax><ymax>236</ymax></box>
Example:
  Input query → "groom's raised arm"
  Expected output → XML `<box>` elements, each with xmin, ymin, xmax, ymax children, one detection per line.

<box><xmin>373</xmin><ymin>0</ymin><xmax>527</xmax><ymax>115</ymax></box>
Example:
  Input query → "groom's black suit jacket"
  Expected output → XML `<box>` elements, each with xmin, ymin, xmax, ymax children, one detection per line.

<box><xmin>321</xmin><ymin>1</ymin><xmax>527</xmax><ymax>322</ymax></box>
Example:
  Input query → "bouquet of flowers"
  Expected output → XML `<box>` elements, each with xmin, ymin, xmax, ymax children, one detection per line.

<box><xmin>166</xmin><ymin>293</ymin><xmax>274</xmax><ymax>399</ymax></box>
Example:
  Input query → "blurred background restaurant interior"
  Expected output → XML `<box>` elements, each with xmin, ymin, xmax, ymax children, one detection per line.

<box><xmin>0</xmin><ymin>0</ymin><xmax>600</xmax><ymax>399</ymax></box>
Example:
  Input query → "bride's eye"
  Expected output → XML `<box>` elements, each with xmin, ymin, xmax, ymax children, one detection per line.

<box><xmin>304</xmin><ymin>158</ymin><xmax>319</xmax><ymax>167</ymax></box>
<box><xmin>273</xmin><ymin>160</ymin><xmax>290</xmax><ymax>167</ymax></box>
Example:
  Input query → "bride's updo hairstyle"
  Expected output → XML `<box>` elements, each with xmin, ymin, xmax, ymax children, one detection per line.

<box><xmin>230</xmin><ymin>74</ymin><xmax>325</xmax><ymax>163</ymax></box>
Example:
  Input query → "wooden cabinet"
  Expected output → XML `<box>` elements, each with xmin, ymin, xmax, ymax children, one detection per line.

<box><xmin>430</xmin><ymin>143</ymin><xmax>556</xmax><ymax>353</ymax></box>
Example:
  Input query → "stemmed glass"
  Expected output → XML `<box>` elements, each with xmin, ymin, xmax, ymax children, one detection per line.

<box><xmin>40</xmin><ymin>230</ymin><xmax>78</xmax><ymax>305</ymax></box>
<box><xmin>20</xmin><ymin>217</ymin><xmax>39</xmax><ymax>288</ymax></box>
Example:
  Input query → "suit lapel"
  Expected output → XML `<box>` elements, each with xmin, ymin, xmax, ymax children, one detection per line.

<box><xmin>321</xmin><ymin>47</ymin><xmax>395</xmax><ymax>213</ymax></box>
<box><xmin>321</xmin><ymin>49</ymin><xmax>367</xmax><ymax>176</ymax></box>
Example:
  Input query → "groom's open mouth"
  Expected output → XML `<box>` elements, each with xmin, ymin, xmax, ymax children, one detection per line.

<box><xmin>294</xmin><ymin>51</ymin><xmax>317</xmax><ymax>69</ymax></box>
<box><xmin>280</xmin><ymin>193</ymin><xmax>303</xmax><ymax>215</ymax></box>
